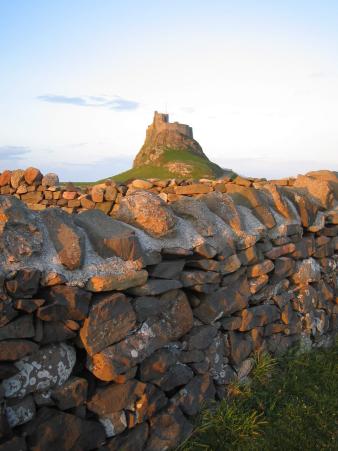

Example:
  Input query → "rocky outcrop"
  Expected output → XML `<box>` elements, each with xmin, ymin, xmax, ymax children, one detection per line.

<box><xmin>133</xmin><ymin>111</ymin><xmax>208</xmax><ymax>168</ymax></box>
<box><xmin>0</xmin><ymin>168</ymin><xmax>337</xmax><ymax>450</ymax></box>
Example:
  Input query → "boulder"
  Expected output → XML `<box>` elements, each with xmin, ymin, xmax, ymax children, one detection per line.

<box><xmin>41</xmin><ymin>208</ymin><xmax>85</xmax><ymax>270</ymax></box>
<box><xmin>114</xmin><ymin>190</ymin><xmax>177</xmax><ymax>237</ymax></box>
<box><xmin>2</xmin><ymin>343</ymin><xmax>76</xmax><ymax>399</ymax></box>
<box><xmin>80</xmin><ymin>292</ymin><xmax>136</xmax><ymax>356</ymax></box>
<box><xmin>293</xmin><ymin>175</ymin><xmax>334</xmax><ymax>209</ymax></box>
<box><xmin>86</xmin><ymin>269</ymin><xmax>148</xmax><ymax>292</ymax></box>
<box><xmin>239</xmin><ymin>305</ymin><xmax>280</xmax><ymax>331</ymax></box>
<box><xmin>0</xmin><ymin>196</ymin><xmax>43</xmax><ymax>261</ymax></box>
<box><xmin>99</xmin><ymin>423</ymin><xmax>148</xmax><ymax>451</ymax></box>
<box><xmin>24</xmin><ymin>167</ymin><xmax>42</xmax><ymax>185</ymax></box>
<box><xmin>41</xmin><ymin>173</ymin><xmax>59</xmax><ymax>187</ymax></box>
<box><xmin>74</xmin><ymin>210</ymin><xmax>144</xmax><ymax>262</ymax></box>
<box><xmin>38</xmin><ymin>285</ymin><xmax>91</xmax><ymax>321</ymax></box>
<box><xmin>6</xmin><ymin>268</ymin><xmax>41</xmax><ymax>298</ymax></box>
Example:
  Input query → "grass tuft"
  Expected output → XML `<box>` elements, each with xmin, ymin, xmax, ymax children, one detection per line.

<box><xmin>179</xmin><ymin>338</ymin><xmax>338</xmax><ymax>451</ymax></box>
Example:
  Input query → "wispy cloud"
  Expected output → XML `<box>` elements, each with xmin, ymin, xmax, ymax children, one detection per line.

<box><xmin>37</xmin><ymin>94</ymin><xmax>139</xmax><ymax>111</ymax></box>
<box><xmin>0</xmin><ymin>146</ymin><xmax>31</xmax><ymax>160</ymax></box>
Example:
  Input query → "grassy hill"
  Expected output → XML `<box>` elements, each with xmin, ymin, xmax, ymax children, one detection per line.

<box><xmin>109</xmin><ymin>148</ymin><xmax>233</xmax><ymax>183</ymax></box>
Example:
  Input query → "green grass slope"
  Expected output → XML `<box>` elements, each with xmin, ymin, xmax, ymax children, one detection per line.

<box><xmin>110</xmin><ymin>148</ymin><xmax>232</xmax><ymax>182</ymax></box>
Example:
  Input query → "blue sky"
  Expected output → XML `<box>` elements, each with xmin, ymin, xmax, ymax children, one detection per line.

<box><xmin>0</xmin><ymin>0</ymin><xmax>338</xmax><ymax>180</ymax></box>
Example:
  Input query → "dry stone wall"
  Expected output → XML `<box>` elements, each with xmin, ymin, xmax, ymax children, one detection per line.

<box><xmin>0</xmin><ymin>168</ymin><xmax>337</xmax><ymax>450</ymax></box>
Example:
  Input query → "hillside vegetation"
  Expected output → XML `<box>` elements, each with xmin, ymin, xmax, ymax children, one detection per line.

<box><xmin>110</xmin><ymin>148</ymin><xmax>231</xmax><ymax>182</ymax></box>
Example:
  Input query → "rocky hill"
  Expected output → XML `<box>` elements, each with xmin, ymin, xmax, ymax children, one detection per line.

<box><xmin>113</xmin><ymin>112</ymin><xmax>229</xmax><ymax>181</ymax></box>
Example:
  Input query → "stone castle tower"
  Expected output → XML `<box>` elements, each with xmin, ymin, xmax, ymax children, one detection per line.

<box><xmin>133</xmin><ymin>111</ymin><xmax>208</xmax><ymax>168</ymax></box>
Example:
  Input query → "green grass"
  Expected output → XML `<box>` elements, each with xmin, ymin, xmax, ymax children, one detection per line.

<box><xmin>110</xmin><ymin>148</ymin><xmax>232</xmax><ymax>182</ymax></box>
<box><xmin>180</xmin><ymin>339</ymin><xmax>338</xmax><ymax>451</ymax></box>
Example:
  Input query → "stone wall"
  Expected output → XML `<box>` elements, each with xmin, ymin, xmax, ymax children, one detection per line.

<box><xmin>0</xmin><ymin>168</ymin><xmax>337</xmax><ymax>450</ymax></box>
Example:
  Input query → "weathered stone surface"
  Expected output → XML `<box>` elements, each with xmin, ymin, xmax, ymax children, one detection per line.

<box><xmin>194</xmin><ymin>277</ymin><xmax>250</xmax><ymax>324</ymax></box>
<box><xmin>0</xmin><ymin>170</ymin><xmax>11</xmax><ymax>187</ymax></box>
<box><xmin>38</xmin><ymin>285</ymin><xmax>91</xmax><ymax>321</ymax></box>
<box><xmin>183</xmin><ymin>325</ymin><xmax>219</xmax><ymax>350</ymax></box>
<box><xmin>0</xmin><ymin>340</ymin><xmax>38</xmax><ymax>361</ymax></box>
<box><xmin>0</xmin><ymin>436</ymin><xmax>27</xmax><ymax>450</ymax></box>
<box><xmin>229</xmin><ymin>332</ymin><xmax>253</xmax><ymax>366</ymax></box>
<box><xmin>175</xmin><ymin>183</ymin><xmax>213</xmax><ymax>195</ymax></box>
<box><xmin>41</xmin><ymin>321</ymin><xmax>76</xmax><ymax>344</ymax></box>
<box><xmin>88</xmin><ymin>379</ymin><xmax>166</xmax><ymax>424</ymax></box>
<box><xmin>148</xmin><ymin>259</ymin><xmax>185</xmax><ymax>279</ymax></box>
<box><xmin>145</xmin><ymin>404</ymin><xmax>193</xmax><ymax>451</ymax></box>
<box><xmin>247</xmin><ymin>259</ymin><xmax>274</xmax><ymax>278</ymax></box>
<box><xmin>249</xmin><ymin>274</ymin><xmax>269</xmax><ymax>294</ymax></box>
<box><xmin>290</xmin><ymin>258</ymin><xmax>321</xmax><ymax>285</ymax></box>
<box><xmin>220</xmin><ymin>316</ymin><xmax>242</xmax><ymax>331</ymax></box>
<box><xmin>0</xmin><ymin>300</ymin><xmax>18</xmax><ymax>327</ymax></box>
<box><xmin>265</xmin><ymin>242</ymin><xmax>295</xmax><ymax>259</ymax></box>
<box><xmin>126</xmin><ymin>278</ymin><xmax>182</xmax><ymax>296</ymax></box>
<box><xmin>0</xmin><ymin>196</ymin><xmax>42</xmax><ymax>262</ymax></box>
<box><xmin>114</xmin><ymin>190</ymin><xmax>177</xmax><ymax>237</ymax></box>
<box><xmin>27</xmin><ymin>408</ymin><xmax>105</xmax><ymax>451</ymax></box>
<box><xmin>75</xmin><ymin>210</ymin><xmax>144</xmax><ymax>262</ymax></box>
<box><xmin>173</xmin><ymin>374</ymin><xmax>215</xmax><ymax>416</ymax></box>
<box><xmin>181</xmin><ymin>270</ymin><xmax>221</xmax><ymax>287</ymax></box>
<box><xmin>51</xmin><ymin>377</ymin><xmax>88</xmax><ymax>410</ymax></box>
<box><xmin>89</xmin><ymin>290</ymin><xmax>193</xmax><ymax>381</ymax></box>
<box><xmin>219</xmin><ymin>254</ymin><xmax>241</xmax><ymax>274</ymax></box>
<box><xmin>5</xmin><ymin>395</ymin><xmax>36</xmax><ymax>427</ymax></box>
<box><xmin>2</xmin><ymin>343</ymin><xmax>76</xmax><ymax>399</ymax></box>
<box><xmin>14</xmin><ymin>298</ymin><xmax>45</xmax><ymax>313</ymax></box>
<box><xmin>10</xmin><ymin>169</ymin><xmax>25</xmax><ymax>189</ymax></box>
<box><xmin>24</xmin><ymin>167</ymin><xmax>42</xmax><ymax>185</ymax></box>
<box><xmin>41</xmin><ymin>208</ymin><xmax>85</xmax><ymax>270</ymax></box>
<box><xmin>41</xmin><ymin>173</ymin><xmax>59</xmax><ymax>187</ymax></box>
<box><xmin>80</xmin><ymin>292</ymin><xmax>136</xmax><ymax>355</ymax></box>
<box><xmin>86</xmin><ymin>269</ymin><xmax>148</xmax><ymax>292</ymax></box>
<box><xmin>293</xmin><ymin>175</ymin><xmax>334</xmax><ymax>209</ymax></box>
<box><xmin>271</xmin><ymin>257</ymin><xmax>296</xmax><ymax>281</ymax></box>
<box><xmin>239</xmin><ymin>305</ymin><xmax>280</xmax><ymax>331</ymax></box>
<box><xmin>99</xmin><ymin>422</ymin><xmax>148</xmax><ymax>451</ymax></box>
<box><xmin>139</xmin><ymin>348</ymin><xmax>179</xmax><ymax>381</ymax></box>
<box><xmin>0</xmin><ymin>315</ymin><xmax>34</xmax><ymax>340</ymax></box>
<box><xmin>6</xmin><ymin>268</ymin><xmax>41</xmax><ymax>299</ymax></box>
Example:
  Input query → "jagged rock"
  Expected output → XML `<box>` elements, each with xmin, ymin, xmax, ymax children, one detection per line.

<box><xmin>5</xmin><ymin>395</ymin><xmax>36</xmax><ymax>427</ymax></box>
<box><xmin>114</xmin><ymin>190</ymin><xmax>177</xmax><ymax>237</ymax></box>
<box><xmin>14</xmin><ymin>298</ymin><xmax>45</xmax><ymax>313</ymax></box>
<box><xmin>41</xmin><ymin>173</ymin><xmax>59</xmax><ymax>187</ymax></box>
<box><xmin>180</xmin><ymin>270</ymin><xmax>221</xmax><ymax>287</ymax></box>
<box><xmin>0</xmin><ymin>436</ymin><xmax>27</xmax><ymax>450</ymax></box>
<box><xmin>126</xmin><ymin>278</ymin><xmax>182</xmax><ymax>296</ymax></box>
<box><xmin>80</xmin><ymin>292</ymin><xmax>136</xmax><ymax>356</ymax></box>
<box><xmin>0</xmin><ymin>315</ymin><xmax>35</xmax><ymax>340</ymax></box>
<box><xmin>134</xmin><ymin>111</ymin><xmax>208</xmax><ymax>167</ymax></box>
<box><xmin>86</xmin><ymin>269</ymin><xmax>148</xmax><ymax>292</ymax></box>
<box><xmin>183</xmin><ymin>325</ymin><xmax>219</xmax><ymax>350</ymax></box>
<box><xmin>247</xmin><ymin>259</ymin><xmax>274</xmax><ymax>277</ymax></box>
<box><xmin>6</xmin><ymin>268</ymin><xmax>41</xmax><ymax>299</ymax></box>
<box><xmin>24</xmin><ymin>167</ymin><xmax>42</xmax><ymax>185</ymax></box>
<box><xmin>0</xmin><ymin>196</ymin><xmax>43</xmax><ymax>261</ymax></box>
<box><xmin>0</xmin><ymin>300</ymin><xmax>18</xmax><ymax>327</ymax></box>
<box><xmin>145</xmin><ymin>404</ymin><xmax>193</xmax><ymax>451</ymax></box>
<box><xmin>293</xmin><ymin>175</ymin><xmax>335</xmax><ymax>209</ymax></box>
<box><xmin>228</xmin><ymin>332</ymin><xmax>253</xmax><ymax>365</ymax></box>
<box><xmin>194</xmin><ymin>277</ymin><xmax>249</xmax><ymax>323</ymax></box>
<box><xmin>99</xmin><ymin>423</ymin><xmax>148</xmax><ymax>451</ymax></box>
<box><xmin>88</xmin><ymin>290</ymin><xmax>193</xmax><ymax>381</ymax></box>
<box><xmin>2</xmin><ymin>343</ymin><xmax>76</xmax><ymax>399</ymax></box>
<box><xmin>74</xmin><ymin>210</ymin><xmax>144</xmax><ymax>262</ymax></box>
<box><xmin>290</xmin><ymin>258</ymin><xmax>321</xmax><ymax>285</ymax></box>
<box><xmin>41</xmin><ymin>321</ymin><xmax>76</xmax><ymax>344</ymax></box>
<box><xmin>51</xmin><ymin>377</ymin><xmax>88</xmax><ymax>410</ymax></box>
<box><xmin>37</xmin><ymin>285</ymin><xmax>91</xmax><ymax>321</ymax></box>
<box><xmin>239</xmin><ymin>305</ymin><xmax>280</xmax><ymax>331</ymax></box>
<box><xmin>41</xmin><ymin>208</ymin><xmax>85</xmax><ymax>270</ymax></box>
<box><xmin>148</xmin><ymin>259</ymin><xmax>185</xmax><ymax>279</ymax></box>
<box><xmin>173</xmin><ymin>374</ymin><xmax>215</xmax><ymax>416</ymax></box>
<box><xmin>26</xmin><ymin>408</ymin><xmax>105</xmax><ymax>451</ymax></box>
<box><xmin>0</xmin><ymin>340</ymin><xmax>39</xmax><ymax>361</ymax></box>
